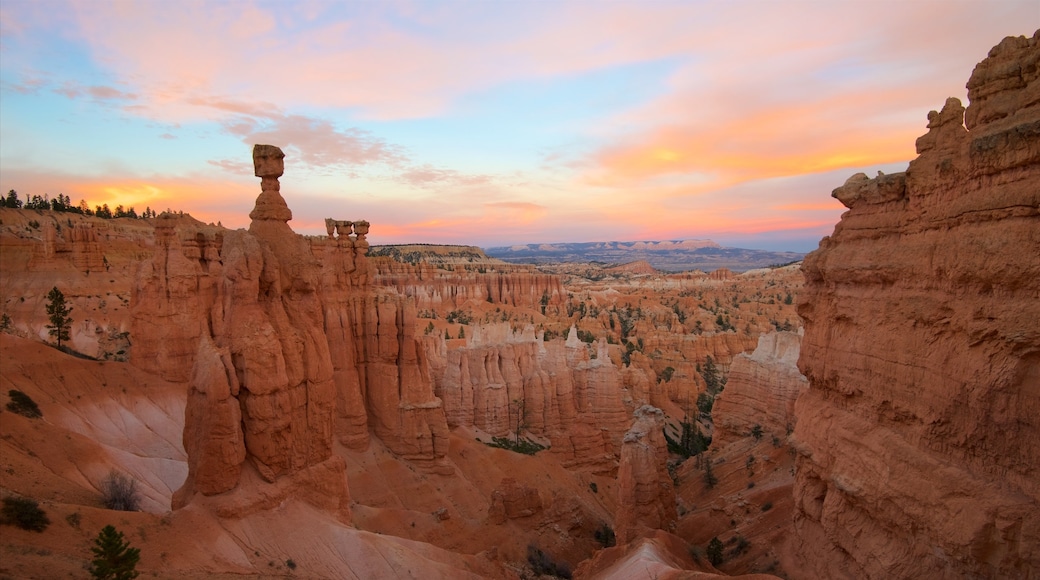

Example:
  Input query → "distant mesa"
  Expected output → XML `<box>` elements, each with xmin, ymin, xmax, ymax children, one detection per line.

<box><xmin>485</xmin><ymin>239</ymin><xmax>803</xmax><ymax>272</ymax></box>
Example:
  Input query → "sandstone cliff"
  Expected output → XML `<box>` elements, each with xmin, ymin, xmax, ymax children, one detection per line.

<box><xmin>129</xmin><ymin>145</ymin><xmax>453</xmax><ymax>512</ymax></box>
<box><xmin>0</xmin><ymin>208</ymin><xmax>155</xmax><ymax>358</ymax></box>
<box><xmin>425</xmin><ymin>322</ymin><xmax>634</xmax><ymax>472</ymax></box>
<box><xmin>788</xmin><ymin>32</ymin><xmax>1040</xmax><ymax>579</ymax></box>
<box><xmin>373</xmin><ymin>258</ymin><xmax>566</xmax><ymax>311</ymax></box>
<box><xmin>711</xmin><ymin>331</ymin><xmax>806</xmax><ymax>446</ymax></box>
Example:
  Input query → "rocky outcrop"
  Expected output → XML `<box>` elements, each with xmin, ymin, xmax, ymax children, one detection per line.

<box><xmin>173</xmin><ymin>145</ymin><xmax>342</xmax><ymax>508</ymax></box>
<box><xmin>711</xmin><ymin>331</ymin><xmax>806</xmax><ymax>445</ymax></box>
<box><xmin>788</xmin><ymin>32</ymin><xmax>1040</xmax><ymax>579</ymax></box>
<box><xmin>373</xmin><ymin>258</ymin><xmax>565</xmax><ymax>311</ymax></box>
<box><xmin>133</xmin><ymin>145</ymin><xmax>454</xmax><ymax>511</ymax></box>
<box><xmin>615</xmin><ymin>406</ymin><xmax>675</xmax><ymax>544</ymax></box>
<box><xmin>487</xmin><ymin>477</ymin><xmax>543</xmax><ymax>524</ymax></box>
<box><xmin>426</xmin><ymin>323</ymin><xmax>633</xmax><ymax>471</ymax></box>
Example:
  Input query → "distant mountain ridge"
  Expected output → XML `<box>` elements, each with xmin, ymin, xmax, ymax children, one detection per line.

<box><xmin>484</xmin><ymin>239</ymin><xmax>804</xmax><ymax>272</ymax></box>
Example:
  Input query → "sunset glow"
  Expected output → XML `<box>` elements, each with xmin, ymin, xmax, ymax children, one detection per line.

<box><xmin>0</xmin><ymin>1</ymin><xmax>1033</xmax><ymax>251</ymax></box>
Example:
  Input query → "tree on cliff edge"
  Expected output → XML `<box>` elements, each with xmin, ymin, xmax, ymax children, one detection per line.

<box><xmin>45</xmin><ymin>286</ymin><xmax>72</xmax><ymax>348</ymax></box>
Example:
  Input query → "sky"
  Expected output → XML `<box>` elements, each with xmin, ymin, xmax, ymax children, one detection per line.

<box><xmin>0</xmin><ymin>1</ymin><xmax>1035</xmax><ymax>252</ymax></box>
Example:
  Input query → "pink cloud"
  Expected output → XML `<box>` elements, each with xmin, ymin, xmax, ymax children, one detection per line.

<box><xmin>222</xmin><ymin>113</ymin><xmax>407</xmax><ymax>168</ymax></box>
<box><xmin>398</xmin><ymin>165</ymin><xmax>493</xmax><ymax>187</ymax></box>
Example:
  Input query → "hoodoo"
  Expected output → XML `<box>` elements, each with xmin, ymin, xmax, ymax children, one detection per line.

<box><xmin>787</xmin><ymin>31</ymin><xmax>1040</xmax><ymax>578</ymax></box>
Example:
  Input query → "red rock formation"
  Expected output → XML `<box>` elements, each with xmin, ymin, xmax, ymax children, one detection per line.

<box><xmin>426</xmin><ymin>323</ymin><xmax>633</xmax><ymax>471</ymax></box>
<box><xmin>787</xmin><ymin>32</ymin><xmax>1040</xmax><ymax>579</ymax></box>
<box><xmin>172</xmin><ymin>145</ymin><xmax>342</xmax><ymax>506</ymax></box>
<box><xmin>487</xmin><ymin>477</ymin><xmax>543</xmax><ymax>524</ymax></box>
<box><xmin>615</xmin><ymin>405</ymin><xmax>675</xmax><ymax>544</ymax></box>
<box><xmin>141</xmin><ymin>145</ymin><xmax>452</xmax><ymax>510</ymax></box>
<box><xmin>711</xmin><ymin>331</ymin><xmax>806</xmax><ymax>445</ymax></box>
<box><xmin>373</xmin><ymin>258</ymin><xmax>565</xmax><ymax>311</ymax></box>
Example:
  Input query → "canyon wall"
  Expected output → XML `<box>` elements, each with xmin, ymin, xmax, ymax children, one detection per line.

<box><xmin>425</xmin><ymin>323</ymin><xmax>637</xmax><ymax>472</ymax></box>
<box><xmin>711</xmin><ymin>331</ymin><xmax>806</xmax><ymax>446</ymax></box>
<box><xmin>373</xmin><ymin>259</ymin><xmax>566</xmax><ymax>311</ymax></box>
<box><xmin>788</xmin><ymin>32</ymin><xmax>1040</xmax><ymax>579</ymax></box>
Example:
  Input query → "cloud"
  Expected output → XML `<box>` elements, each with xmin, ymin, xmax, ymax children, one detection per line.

<box><xmin>52</xmin><ymin>82</ymin><xmax>137</xmax><ymax>102</ymax></box>
<box><xmin>397</xmin><ymin>165</ymin><xmax>493</xmax><ymax>187</ymax></box>
<box><xmin>221</xmin><ymin>112</ymin><xmax>408</xmax><ymax>170</ymax></box>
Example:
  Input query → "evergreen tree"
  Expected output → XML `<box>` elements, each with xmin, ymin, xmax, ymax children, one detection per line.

<box><xmin>4</xmin><ymin>189</ymin><xmax>22</xmax><ymax>208</ymax></box>
<box><xmin>45</xmin><ymin>287</ymin><xmax>73</xmax><ymax>347</ymax></box>
<box><xmin>706</xmin><ymin>536</ymin><xmax>724</xmax><ymax>566</ymax></box>
<box><xmin>89</xmin><ymin>525</ymin><xmax>140</xmax><ymax>580</ymax></box>
<box><xmin>701</xmin><ymin>355</ymin><xmax>721</xmax><ymax>394</ymax></box>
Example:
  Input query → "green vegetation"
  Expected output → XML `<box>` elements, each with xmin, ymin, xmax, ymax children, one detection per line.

<box><xmin>700</xmin><ymin>355</ymin><xmax>723</xmax><ymax>394</ymax></box>
<box><xmin>594</xmin><ymin>523</ymin><xmax>616</xmax><ymax>547</ymax></box>
<box><xmin>664</xmin><ymin>417</ymin><xmax>710</xmax><ymax>459</ymax></box>
<box><xmin>751</xmin><ymin>424</ymin><xmax>763</xmax><ymax>440</ymax></box>
<box><xmin>4</xmin><ymin>189</ymin><xmax>157</xmax><ymax>219</ymax></box>
<box><xmin>1</xmin><ymin>496</ymin><xmax>50</xmax><ymax>532</ymax></box>
<box><xmin>706</xmin><ymin>536</ymin><xmax>724</xmax><ymax>566</ymax></box>
<box><xmin>484</xmin><ymin>436</ymin><xmax>546</xmax><ymax>455</ymax></box>
<box><xmin>89</xmin><ymin>525</ymin><xmax>140</xmax><ymax>580</ymax></box>
<box><xmin>696</xmin><ymin>392</ymin><xmax>714</xmax><ymax>416</ymax></box>
<box><xmin>6</xmin><ymin>389</ymin><xmax>42</xmax><ymax>419</ymax></box>
<box><xmin>703</xmin><ymin>459</ymin><xmax>718</xmax><ymax>488</ymax></box>
<box><xmin>658</xmin><ymin>366</ymin><xmax>675</xmax><ymax>383</ymax></box>
<box><xmin>45</xmin><ymin>286</ymin><xmax>73</xmax><ymax>347</ymax></box>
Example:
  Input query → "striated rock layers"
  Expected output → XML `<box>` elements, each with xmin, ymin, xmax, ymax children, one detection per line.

<box><xmin>788</xmin><ymin>32</ymin><xmax>1040</xmax><ymax>579</ymax></box>
<box><xmin>374</xmin><ymin>259</ymin><xmax>565</xmax><ymax>311</ymax></box>
<box><xmin>133</xmin><ymin>145</ymin><xmax>452</xmax><ymax>512</ymax></box>
<box><xmin>425</xmin><ymin>323</ymin><xmax>639</xmax><ymax>472</ymax></box>
<box><xmin>711</xmin><ymin>331</ymin><xmax>807</xmax><ymax>445</ymax></box>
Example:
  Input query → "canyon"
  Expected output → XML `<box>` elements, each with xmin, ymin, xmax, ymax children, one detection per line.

<box><xmin>1</xmin><ymin>30</ymin><xmax>1038</xmax><ymax>580</ymax></box>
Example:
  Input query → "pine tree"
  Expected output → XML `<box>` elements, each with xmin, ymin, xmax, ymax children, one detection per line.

<box><xmin>45</xmin><ymin>287</ymin><xmax>73</xmax><ymax>347</ymax></box>
<box><xmin>706</xmin><ymin>536</ymin><xmax>724</xmax><ymax>566</ymax></box>
<box><xmin>89</xmin><ymin>525</ymin><xmax>140</xmax><ymax>580</ymax></box>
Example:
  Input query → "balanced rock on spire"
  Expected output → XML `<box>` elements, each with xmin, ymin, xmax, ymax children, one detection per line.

<box><xmin>248</xmin><ymin>144</ymin><xmax>293</xmax><ymax>223</ymax></box>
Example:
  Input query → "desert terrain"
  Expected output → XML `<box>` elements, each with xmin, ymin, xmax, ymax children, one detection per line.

<box><xmin>1</xmin><ymin>30</ymin><xmax>1038</xmax><ymax>580</ymax></box>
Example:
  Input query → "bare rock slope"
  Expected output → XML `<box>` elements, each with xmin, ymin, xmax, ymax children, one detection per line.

<box><xmin>787</xmin><ymin>31</ymin><xmax>1040</xmax><ymax>579</ymax></box>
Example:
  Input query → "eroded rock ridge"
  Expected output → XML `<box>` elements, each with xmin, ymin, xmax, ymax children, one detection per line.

<box><xmin>788</xmin><ymin>31</ymin><xmax>1040</xmax><ymax>579</ymax></box>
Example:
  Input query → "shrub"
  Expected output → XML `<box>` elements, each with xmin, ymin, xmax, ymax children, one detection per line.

<box><xmin>750</xmin><ymin>424</ymin><xmax>763</xmax><ymax>440</ymax></box>
<box><xmin>89</xmin><ymin>525</ymin><xmax>140</xmax><ymax>580</ymax></box>
<box><xmin>527</xmin><ymin>545</ymin><xmax>571</xmax><ymax>579</ymax></box>
<box><xmin>703</xmin><ymin>460</ymin><xmax>718</xmax><ymax>489</ymax></box>
<box><xmin>730</xmin><ymin>535</ymin><xmax>751</xmax><ymax>557</ymax></box>
<box><xmin>1</xmin><ymin>496</ymin><xmax>50</xmax><ymax>531</ymax></box>
<box><xmin>286</xmin><ymin>559</ymin><xmax>297</xmax><ymax>570</ymax></box>
<box><xmin>706</xmin><ymin>536</ymin><xmax>724</xmax><ymax>566</ymax></box>
<box><xmin>6</xmin><ymin>389</ymin><xmax>42</xmax><ymax>418</ymax></box>
<box><xmin>484</xmin><ymin>436</ymin><xmax>546</xmax><ymax>456</ymax></box>
<box><xmin>593</xmin><ymin>523</ymin><xmax>616</xmax><ymax>548</ymax></box>
<box><xmin>761</xmin><ymin>502</ymin><xmax>773</xmax><ymax>512</ymax></box>
<box><xmin>100</xmin><ymin>471</ymin><xmax>140</xmax><ymax>512</ymax></box>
